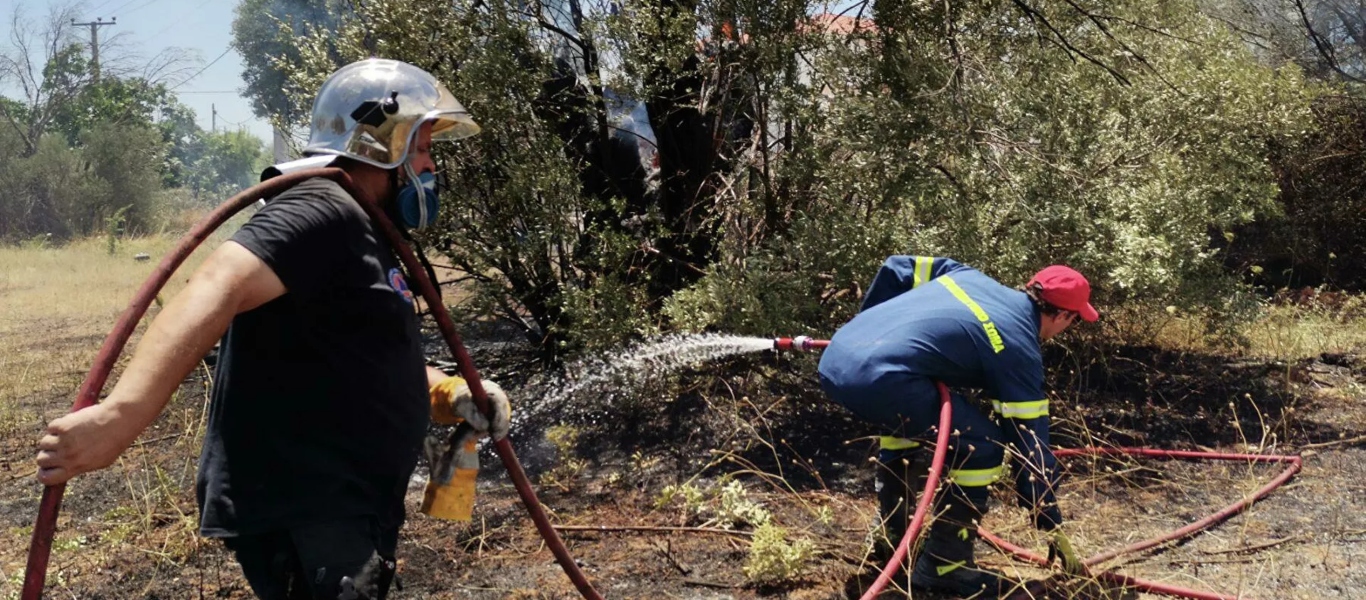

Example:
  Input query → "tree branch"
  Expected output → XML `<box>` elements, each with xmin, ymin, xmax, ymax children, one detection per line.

<box><xmin>1295</xmin><ymin>0</ymin><xmax>1365</xmax><ymax>82</ymax></box>
<box><xmin>1011</xmin><ymin>0</ymin><xmax>1131</xmax><ymax>86</ymax></box>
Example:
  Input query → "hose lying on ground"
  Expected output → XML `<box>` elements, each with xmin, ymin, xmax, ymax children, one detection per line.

<box><xmin>980</xmin><ymin>447</ymin><xmax>1302</xmax><ymax>600</ymax></box>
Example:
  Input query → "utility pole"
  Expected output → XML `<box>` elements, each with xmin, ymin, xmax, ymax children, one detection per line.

<box><xmin>211</xmin><ymin>104</ymin><xmax>217</xmax><ymax>132</ymax></box>
<box><xmin>71</xmin><ymin>17</ymin><xmax>116</xmax><ymax>82</ymax></box>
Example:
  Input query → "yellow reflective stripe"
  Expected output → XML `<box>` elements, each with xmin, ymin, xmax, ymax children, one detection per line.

<box><xmin>948</xmin><ymin>465</ymin><xmax>1004</xmax><ymax>487</ymax></box>
<box><xmin>879</xmin><ymin>436</ymin><xmax>920</xmax><ymax>450</ymax></box>
<box><xmin>995</xmin><ymin>399</ymin><xmax>1049</xmax><ymax>419</ymax></box>
<box><xmin>936</xmin><ymin>275</ymin><xmax>1006</xmax><ymax>353</ymax></box>
<box><xmin>936</xmin><ymin>560</ymin><xmax>967</xmax><ymax>576</ymax></box>
<box><xmin>913</xmin><ymin>256</ymin><xmax>934</xmax><ymax>288</ymax></box>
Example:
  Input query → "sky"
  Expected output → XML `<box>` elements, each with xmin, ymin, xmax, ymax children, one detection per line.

<box><xmin>2</xmin><ymin>0</ymin><xmax>273</xmax><ymax>143</ymax></box>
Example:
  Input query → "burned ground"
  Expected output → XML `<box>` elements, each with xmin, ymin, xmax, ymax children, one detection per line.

<box><xmin>1</xmin><ymin>322</ymin><xmax>1364</xmax><ymax>599</ymax></box>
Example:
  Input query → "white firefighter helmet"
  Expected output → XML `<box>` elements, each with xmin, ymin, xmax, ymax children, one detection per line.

<box><xmin>303</xmin><ymin>58</ymin><xmax>480</xmax><ymax>169</ymax></box>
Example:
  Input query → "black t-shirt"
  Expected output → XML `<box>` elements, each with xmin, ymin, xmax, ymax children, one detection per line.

<box><xmin>196</xmin><ymin>177</ymin><xmax>429</xmax><ymax>538</ymax></box>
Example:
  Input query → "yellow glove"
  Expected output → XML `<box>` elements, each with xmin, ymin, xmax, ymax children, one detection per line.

<box><xmin>429</xmin><ymin>376</ymin><xmax>512</xmax><ymax>440</ymax></box>
<box><xmin>421</xmin><ymin>423</ymin><xmax>480</xmax><ymax>521</ymax></box>
<box><xmin>1048</xmin><ymin>529</ymin><xmax>1086</xmax><ymax>575</ymax></box>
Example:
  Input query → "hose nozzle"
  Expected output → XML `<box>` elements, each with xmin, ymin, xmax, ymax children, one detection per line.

<box><xmin>773</xmin><ymin>335</ymin><xmax>822</xmax><ymax>352</ymax></box>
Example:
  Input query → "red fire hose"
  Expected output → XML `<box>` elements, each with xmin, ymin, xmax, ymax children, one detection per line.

<box><xmin>22</xmin><ymin>168</ymin><xmax>603</xmax><ymax>600</ymax></box>
<box><xmin>979</xmin><ymin>447</ymin><xmax>1302</xmax><ymax>600</ymax></box>
<box><xmin>775</xmin><ymin>337</ymin><xmax>1302</xmax><ymax>600</ymax></box>
<box><xmin>19</xmin><ymin>200</ymin><xmax>1301</xmax><ymax>600</ymax></box>
<box><xmin>859</xmin><ymin>381</ymin><xmax>953</xmax><ymax>599</ymax></box>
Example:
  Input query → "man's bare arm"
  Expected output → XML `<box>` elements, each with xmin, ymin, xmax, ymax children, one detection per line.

<box><xmin>427</xmin><ymin>365</ymin><xmax>449</xmax><ymax>388</ymax></box>
<box><xmin>36</xmin><ymin>241</ymin><xmax>285</xmax><ymax>485</ymax></box>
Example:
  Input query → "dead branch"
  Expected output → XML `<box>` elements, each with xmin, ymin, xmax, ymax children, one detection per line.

<box><xmin>1295</xmin><ymin>0</ymin><xmax>1365</xmax><ymax>83</ymax></box>
<box><xmin>1301</xmin><ymin>434</ymin><xmax>1366</xmax><ymax>449</ymax></box>
<box><xmin>8</xmin><ymin>468</ymin><xmax>38</xmax><ymax>482</ymax></box>
<box><xmin>651</xmin><ymin>539</ymin><xmax>691</xmax><ymax>576</ymax></box>
<box><xmin>555</xmin><ymin>524</ymin><xmax>754</xmax><ymax>538</ymax></box>
<box><xmin>131</xmin><ymin>432</ymin><xmax>189</xmax><ymax>447</ymax></box>
<box><xmin>1200</xmin><ymin>534</ymin><xmax>1302</xmax><ymax>555</ymax></box>
<box><xmin>682</xmin><ymin>578</ymin><xmax>739</xmax><ymax>589</ymax></box>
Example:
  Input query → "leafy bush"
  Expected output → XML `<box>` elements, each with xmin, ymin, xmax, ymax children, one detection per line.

<box><xmin>1227</xmin><ymin>93</ymin><xmax>1366</xmax><ymax>291</ymax></box>
<box><xmin>654</xmin><ymin>479</ymin><xmax>772</xmax><ymax>529</ymax></box>
<box><xmin>715</xmin><ymin>479</ymin><xmax>772</xmax><ymax>529</ymax></box>
<box><xmin>0</xmin><ymin>124</ymin><xmax>165</xmax><ymax>242</ymax></box>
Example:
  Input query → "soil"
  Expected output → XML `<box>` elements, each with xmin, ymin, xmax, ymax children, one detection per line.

<box><xmin>2</xmin><ymin>321</ymin><xmax>1364</xmax><ymax>599</ymax></box>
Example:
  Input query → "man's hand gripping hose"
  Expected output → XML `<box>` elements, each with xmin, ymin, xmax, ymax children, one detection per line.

<box><xmin>430</xmin><ymin>375</ymin><xmax>512</xmax><ymax>440</ymax></box>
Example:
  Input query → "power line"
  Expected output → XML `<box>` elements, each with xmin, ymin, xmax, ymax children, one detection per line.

<box><xmin>145</xmin><ymin>0</ymin><xmax>216</xmax><ymax>39</ymax></box>
<box><xmin>122</xmin><ymin>0</ymin><xmax>164</xmax><ymax>15</ymax></box>
<box><xmin>169</xmin><ymin>46</ymin><xmax>232</xmax><ymax>91</ymax></box>
<box><xmin>105</xmin><ymin>0</ymin><xmax>165</xmax><ymax>19</ymax></box>
<box><xmin>103</xmin><ymin>0</ymin><xmax>145</xmax><ymax>17</ymax></box>
<box><xmin>88</xmin><ymin>0</ymin><xmax>123</xmax><ymax>14</ymax></box>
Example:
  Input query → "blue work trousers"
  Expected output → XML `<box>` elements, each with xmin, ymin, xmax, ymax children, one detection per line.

<box><xmin>821</xmin><ymin>373</ymin><xmax>1004</xmax><ymax>506</ymax></box>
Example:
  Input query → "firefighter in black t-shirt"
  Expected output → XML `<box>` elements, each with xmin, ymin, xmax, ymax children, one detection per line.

<box><xmin>34</xmin><ymin>58</ymin><xmax>511</xmax><ymax>600</ymax></box>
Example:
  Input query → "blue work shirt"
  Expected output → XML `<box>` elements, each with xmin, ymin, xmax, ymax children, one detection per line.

<box><xmin>819</xmin><ymin>255</ymin><xmax>1058</xmax><ymax>519</ymax></box>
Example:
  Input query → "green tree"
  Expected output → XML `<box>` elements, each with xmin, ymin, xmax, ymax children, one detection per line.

<box><xmin>187</xmin><ymin>129</ymin><xmax>268</xmax><ymax>199</ymax></box>
<box><xmin>231</xmin><ymin>0</ymin><xmax>347</xmax><ymax>123</ymax></box>
<box><xmin>0</xmin><ymin>4</ymin><xmax>89</xmax><ymax>157</ymax></box>
<box><xmin>50</xmin><ymin>77</ymin><xmax>183</xmax><ymax>145</ymax></box>
<box><xmin>238</xmin><ymin>0</ymin><xmax>1317</xmax><ymax>357</ymax></box>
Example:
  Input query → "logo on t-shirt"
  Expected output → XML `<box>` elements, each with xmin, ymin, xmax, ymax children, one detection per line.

<box><xmin>388</xmin><ymin>268</ymin><xmax>415</xmax><ymax>305</ymax></box>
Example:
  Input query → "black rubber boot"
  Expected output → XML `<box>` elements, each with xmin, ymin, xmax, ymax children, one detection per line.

<box><xmin>909</xmin><ymin>497</ymin><xmax>1014</xmax><ymax>598</ymax></box>
<box><xmin>872</xmin><ymin>447</ymin><xmax>928</xmax><ymax>561</ymax></box>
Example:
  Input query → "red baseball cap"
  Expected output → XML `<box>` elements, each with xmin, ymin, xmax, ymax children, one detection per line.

<box><xmin>1028</xmin><ymin>265</ymin><xmax>1099</xmax><ymax>322</ymax></box>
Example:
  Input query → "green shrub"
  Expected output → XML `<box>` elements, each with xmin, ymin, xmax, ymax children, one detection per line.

<box><xmin>743</xmin><ymin>522</ymin><xmax>815</xmax><ymax>584</ymax></box>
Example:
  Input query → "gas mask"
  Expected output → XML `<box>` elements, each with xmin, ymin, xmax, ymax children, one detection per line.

<box><xmin>395</xmin><ymin>163</ymin><xmax>441</xmax><ymax>229</ymax></box>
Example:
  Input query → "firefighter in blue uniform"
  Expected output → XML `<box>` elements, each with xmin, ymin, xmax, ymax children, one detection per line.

<box><xmin>819</xmin><ymin>256</ymin><xmax>1097</xmax><ymax>597</ymax></box>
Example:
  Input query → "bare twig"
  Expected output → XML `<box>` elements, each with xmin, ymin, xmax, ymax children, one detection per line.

<box><xmin>1295</xmin><ymin>0</ymin><xmax>1365</xmax><ymax>83</ymax></box>
<box><xmin>1167</xmin><ymin>556</ymin><xmax>1258</xmax><ymax>566</ymax></box>
<box><xmin>1301</xmin><ymin>434</ymin><xmax>1366</xmax><ymax>450</ymax></box>
<box><xmin>651</xmin><ymin>539</ymin><xmax>691</xmax><ymax>576</ymax></box>
<box><xmin>1201</xmin><ymin>534</ymin><xmax>1302</xmax><ymax>556</ymax></box>
<box><xmin>682</xmin><ymin>578</ymin><xmax>739</xmax><ymax>589</ymax></box>
<box><xmin>131</xmin><ymin>432</ymin><xmax>189</xmax><ymax>447</ymax></box>
<box><xmin>1010</xmin><ymin>0</ymin><xmax>1131</xmax><ymax>85</ymax></box>
<box><xmin>555</xmin><ymin>524</ymin><xmax>754</xmax><ymax>538</ymax></box>
<box><xmin>8</xmin><ymin>468</ymin><xmax>38</xmax><ymax>482</ymax></box>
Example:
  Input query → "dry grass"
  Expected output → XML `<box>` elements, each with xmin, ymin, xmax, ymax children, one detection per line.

<box><xmin>1239</xmin><ymin>304</ymin><xmax>1366</xmax><ymax>360</ymax></box>
<box><xmin>0</xmin><ymin>229</ymin><xmax>231</xmax><ymax>600</ymax></box>
<box><xmin>0</xmin><ymin>231</ymin><xmax>228</xmax><ymax>435</ymax></box>
<box><xmin>1119</xmin><ymin>304</ymin><xmax>1366</xmax><ymax>361</ymax></box>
